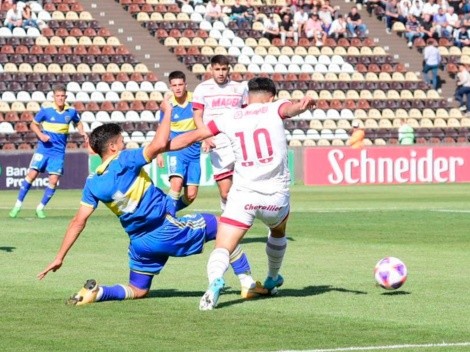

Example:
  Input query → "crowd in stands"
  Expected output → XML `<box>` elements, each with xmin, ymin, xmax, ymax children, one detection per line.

<box><xmin>1</xmin><ymin>0</ymin><xmax>470</xmax><ymax>150</ymax></box>
<box><xmin>223</xmin><ymin>0</ymin><xmax>369</xmax><ymax>46</ymax></box>
<box><xmin>363</xmin><ymin>0</ymin><xmax>470</xmax><ymax>49</ymax></box>
<box><xmin>3</xmin><ymin>0</ymin><xmax>43</xmax><ymax>31</ymax></box>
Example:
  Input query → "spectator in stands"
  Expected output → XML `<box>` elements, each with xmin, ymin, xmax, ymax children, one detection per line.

<box><xmin>328</xmin><ymin>14</ymin><xmax>347</xmax><ymax>39</ymax></box>
<box><xmin>346</xmin><ymin>6</ymin><xmax>368</xmax><ymax>37</ymax></box>
<box><xmin>454</xmin><ymin>63</ymin><xmax>470</xmax><ymax>112</ymax></box>
<box><xmin>399</xmin><ymin>0</ymin><xmax>412</xmax><ymax>18</ymax></box>
<box><xmin>405</xmin><ymin>14</ymin><xmax>424</xmax><ymax>47</ymax></box>
<box><xmin>204</xmin><ymin>0</ymin><xmax>223</xmax><ymax>23</ymax></box>
<box><xmin>419</xmin><ymin>13</ymin><xmax>437</xmax><ymax>40</ymax></box>
<box><xmin>453</xmin><ymin>22</ymin><xmax>470</xmax><ymax>47</ymax></box>
<box><xmin>422</xmin><ymin>0</ymin><xmax>440</xmax><ymax>16</ymax></box>
<box><xmin>22</xmin><ymin>3</ymin><xmax>39</xmax><ymax>29</ymax></box>
<box><xmin>398</xmin><ymin>119</ymin><xmax>415</xmax><ymax>145</ymax></box>
<box><xmin>304</xmin><ymin>13</ymin><xmax>326</xmax><ymax>46</ymax></box>
<box><xmin>279</xmin><ymin>0</ymin><xmax>296</xmax><ymax>18</ymax></box>
<box><xmin>445</xmin><ymin>6</ymin><xmax>459</xmax><ymax>35</ymax></box>
<box><xmin>422</xmin><ymin>38</ymin><xmax>441</xmax><ymax>90</ymax></box>
<box><xmin>302</xmin><ymin>0</ymin><xmax>314</xmax><ymax>12</ymax></box>
<box><xmin>433</xmin><ymin>6</ymin><xmax>451</xmax><ymax>37</ymax></box>
<box><xmin>410</xmin><ymin>0</ymin><xmax>425</xmax><ymax>17</ymax></box>
<box><xmin>347</xmin><ymin>121</ymin><xmax>365</xmax><ymax>149</ymax></box>
<box><xmin>462</xmin><ymin>0</ymin><xmax>470</xmax><ymax>14</ymax></box>
<box><xmin>318</xmin><ymin>2</ymin><xmax>335</xmax><ymax>28</ymax></box>
<box><xmin>262</xmin><ymin>13</ymin><xmax>280</xmax><ymax>41</ymax></box>
<box><xmin>243</xmin><ymin>0</ymin><xmax>257</xmax><ymax>25</ymax></box>
<box><xmin>385</xmin><ymin>0</ymin><xmax>406</xmax><ymax>34</ymax></box>
<box><xmin>280</xmin><ymin>13</ymin><xmax>298</xmax><ymax>45</ymax></box>
<box><xmin>4</xmin><ymin>0</ymin><xmax>22</xmax><ymax>31</ymax></box>
<box><xmin>229</xmin><ymin>0</ymin><xmax>248</xmax><ymax>27</ymax></box>
<box><xmin>293</xmin><ymin>4</ymin><xmax>309</xmax><ymax>39</ymax></box>
<box><xmin>366</xmin><ymin>0</ymin><xmax>381</xmax><ymax>18</ymax></box>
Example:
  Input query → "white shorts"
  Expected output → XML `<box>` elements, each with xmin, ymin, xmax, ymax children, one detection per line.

<box><xmin>210</xmin><ymin>133</ymin><xmax>235</xmax><ymax>180</ymax></box>
<box><xmin>220</xmin><ymin>188</ymin><xmax>290</xmax><ymax>230</ymax></box>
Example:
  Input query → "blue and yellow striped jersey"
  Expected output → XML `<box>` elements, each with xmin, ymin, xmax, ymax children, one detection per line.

<box><xmin>33</xmin><ymin>103</ymin><xmax>80</xmax><ymax>156</ymax></box>
<box><xmin>81</xmin><ymin>148</ymin><xmax>167</xmax><ymax>238</ymax></box>
<box><xmin>162</xmin><ymin>92</ymin><xmax>200</xmax><ymax>159</ymax></box>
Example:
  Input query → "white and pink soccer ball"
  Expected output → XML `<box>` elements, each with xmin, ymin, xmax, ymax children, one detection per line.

<box><xmin>374</xmin><ymin>257</ymin><xmax>407</xmax><ymax>290</ymax></box>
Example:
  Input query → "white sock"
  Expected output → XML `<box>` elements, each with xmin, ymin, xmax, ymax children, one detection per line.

<box><xmin>36</xmin><ymin>203</ymin><xmax>45</xmax><ymax>211</ymax></box>
<box><xmin>266</xmin><ymin>235</ymin><xmax>287</xmax><ymax>279</ymax></box>
<box><xmin>15</xmin><ymin>200</ymin><xmax>22</xmax><ymax>208</ymax></box>
<box><xmin>207</xmin><ymin>248</ymin><xmax>230</xmax><ymax>284</ymax></box>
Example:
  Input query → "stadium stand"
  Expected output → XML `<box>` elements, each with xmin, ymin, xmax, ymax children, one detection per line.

<box><xmin>0</xmin><ymin>0</ymin><xmax>469</xmax><ymax>151</ymax></box>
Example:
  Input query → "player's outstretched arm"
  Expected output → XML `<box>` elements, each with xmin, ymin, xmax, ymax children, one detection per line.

<box><xmin>37</xmin><ymin>205</ymin><xmax>94</xmax><ymax>280</ymax></box>
<box><xmin>280</xmin><ymin>97</ymin><xmax>315</xmax><ymax>118</ymax></box>
<box><xmin>169</xmin><ymin>125</ymin><xmax>214</xmax><ymax>152</ymax></box>
<box><xmin>145</xmin><ymin>94</ymin><xmax>172</xmax><ymax>160</ymax></box>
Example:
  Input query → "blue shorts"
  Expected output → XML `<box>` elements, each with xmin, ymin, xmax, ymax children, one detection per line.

<box><xmin>167</xmin><ymin>152</ymin><xmax>201</xmax><ymax>186</ymax></box>
<box><xmin>128</xmin><ymin>213</ymin><xmax>217</xmax><ymax>274</ymax></box>
<box><xmin>29</xmin><ymin>153</ymin><xmax>64</xmax><ymax>175</ymax></box>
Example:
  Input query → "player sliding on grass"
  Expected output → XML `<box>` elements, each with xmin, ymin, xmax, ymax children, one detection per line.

<box><xmin>37</xmin><ymin>96</ymin><xmax>268</xmax><ymax>305</ymax></box>
<box><xmin>170</xmin><ymin>77</ymin><xmax>315</xmax><ymax>310</ymax></box>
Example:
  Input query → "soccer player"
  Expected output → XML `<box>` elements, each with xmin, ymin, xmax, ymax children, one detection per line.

<box><xmin>9</xmin><ymin>84</ymin><xmax>87</xmax><ymax>219</ymax></box>
<box><xmin>37</xmin><ymin>100</ymin><xmax>218</xmax><ymax>305</ymax></box>
<box><xmin>156</xmin><ymin>71</ymin><xmax>200</xmax><ymax>213</ymax></box>
<box><xmin>37</xmin><ymin>99</ymin><xmax>264</xmax><ymax>305</ymax></box>
<box><xmin>192</xmin><ymin>55</ymin><xmax>266</xmax><ymax>299</ymax></box>
<box><xmin>170</xmin><ymin>77</ymin><xmax>315</xmax><ymax>310</ymax></box>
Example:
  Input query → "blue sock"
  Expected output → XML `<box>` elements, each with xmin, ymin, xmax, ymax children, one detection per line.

<box><xmin>230</xmin><ymin>246</ymin><xmax>251</xmax><ymax>275</ymax></box>
<box><xmin>40</xmin><ymin>186</ymin><xmax>56</xmax><ymax>207</ymax></box>
<box><xmin>17</xmin><ymin>178</ymin><xmax>32</xmax><ymax>202</ymax></box>
<box><xmin>175</xmin><ymin>195</ymin><xmax>191</xmax><ymax>211</ymax></box>
<box><xmin>97</xmin><ymin>285</ymin><xmax>129</xmax><ymax>302</ymax></box>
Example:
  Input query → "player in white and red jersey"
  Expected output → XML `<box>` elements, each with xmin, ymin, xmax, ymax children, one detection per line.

<box><xmin>192</xmin><ymin>55</ymin><xmax>248</xmax><ymax>205</ymax></box>
<box><xmin>170</xmin><ymin>77</ymin><xmax>315</xmax><ymax>309</ymax></box>
<box><xmin>193</xmin><ymin>55</ymin><xmax>267</xmax><ymax>300</ymax></box>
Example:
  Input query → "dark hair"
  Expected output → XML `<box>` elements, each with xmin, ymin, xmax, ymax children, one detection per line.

<box><xmin>168</xmin><ymin>70</ymin><xmax>186</xmax><ymax>82</ymax></box>
<box><xmin>248</xmin><ymin>77</ymin><xmax>277</xmax><ymax>96</ymax></box>
<box><xmin>210</xmin><ymin>55</ymin><xmax>230</xmax><ymax>66</ymax></box>
<box><xmin>89</xmin><ymin>123</ymin><xmax>123</xmax><ymax>157</ymax></box>
<box><xmin>52</xmin><ymin>83</ymin><xmax>66</xmax><ymax>93</ymax></box>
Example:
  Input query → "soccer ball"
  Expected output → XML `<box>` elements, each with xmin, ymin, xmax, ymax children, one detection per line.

<box><xmin>374</xmin><ymin>257</ymin><xmax>407</xmax><ymax>290</ymax></box>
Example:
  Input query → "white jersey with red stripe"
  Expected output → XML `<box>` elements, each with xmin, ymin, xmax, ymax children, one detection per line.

<box><xmin>207</xmin><ymin>99</ymin><xmax>292</xmax><ymax>194</ymax></box>
<box><xmin>192</xmin><ymin>78</ymin><xmax>248</xmax><ymax>124</ymax></box>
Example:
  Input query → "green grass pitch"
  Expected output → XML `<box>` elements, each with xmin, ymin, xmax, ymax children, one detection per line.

<box><xmin>0</xmin><ymin>184</ymin><xmax>469</xmax><ymax>352</ymax></box>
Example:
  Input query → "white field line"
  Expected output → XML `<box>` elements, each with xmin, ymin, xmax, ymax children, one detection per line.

<box><xmin>280</xmin><ymin>341</ymin><xmax>470</xmax><ymax>352</ymax></box>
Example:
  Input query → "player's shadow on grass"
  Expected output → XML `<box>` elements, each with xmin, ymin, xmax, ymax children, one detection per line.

<box><xmin>216</xmin><ymin>285</ymin><xmax>367</xmax><ymax>309</ymax></box>
<box><xmin>0</xmin><ymin>246</ymin><xmax>15</xmax><ymax>252</ymax></box>
<box><xmin>146</xmin><ymin>284</ymin><xmax>367</xmax><ymax>303</ymax></box>
<box><xmin>147</xmin><ymin>289</ymin><xmax>204</xmax><ymax>299</ymax></box>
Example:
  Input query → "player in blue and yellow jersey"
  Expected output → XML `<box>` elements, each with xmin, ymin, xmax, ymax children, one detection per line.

<box><xmin>9</xmin><ymin>84</ymin><xmax>87</xmax><ymax>219</ymax></box>
<box><xmin>37</xmin><ymin>98</ymin><xmax>266</xmax><ymax>305</ymax></box>
<box><xmin>157</xmin><ymin>71</ymin><xmax>201</xmax><ymax>213</ymax></box>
